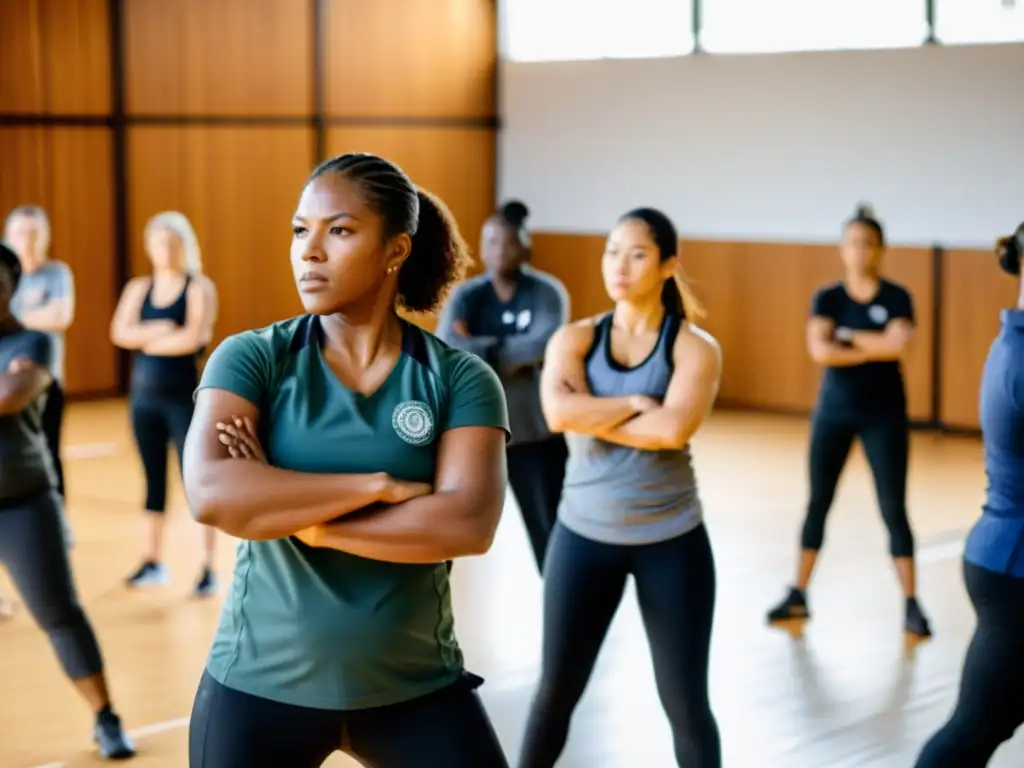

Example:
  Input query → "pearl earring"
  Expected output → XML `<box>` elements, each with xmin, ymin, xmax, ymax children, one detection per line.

<box><xmin>386</xmin><ymin>265</ymin><xmax>397</xmax><ymax>275</ymax></box>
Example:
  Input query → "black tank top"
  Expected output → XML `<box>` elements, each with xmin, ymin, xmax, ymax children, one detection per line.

<box><xmin>130</xmin><ymin>276</ymin><xmax>200</xmax><ymax>393</ymax></box>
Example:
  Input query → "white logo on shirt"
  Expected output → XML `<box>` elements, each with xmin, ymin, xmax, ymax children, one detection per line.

<box><xmin>516</xmin><ymin>310</ymin><xmax>532</xmax><ymax>330</ymax></box>
<box><xmin>392</xmin><ymin>401</ymin><xmax>435</xmax><ymax>446</ymax></box>
<box><xmin>867</xmin><ymin>304</ymin><xmax>889</xmax><ymax>325</ymax></box>
<box><xmin>501</xmin><ymin>310</ymin><xmax>515</xmax><ymax>325</ymax></box>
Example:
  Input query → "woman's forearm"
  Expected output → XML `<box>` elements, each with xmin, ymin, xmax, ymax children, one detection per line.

<box><xmin>187</xmin><ymin>460</ymin><xmax>387</xmax><ymax>540</ymax></box>
<box><xmin>309</xmin><ymin>490</ymin><xmax>500</xmax><ymax>564</ymax></box>
<box><xmin>810</xmin><ymin>342</ymin><xmax>868</xmax><ymax>368</ymax></box>
<box><xmin>111</xmin><ymin>321</ymin><xmax>173</xmax><ymax>351</ymax></box>
<box><xmin>849</xmin><ymin>331</ymin><xmax>906</xmax><ymax>361</ymax></box>
<box><xmin>142</xmin><ymin>329</ymin><xmax>205</xmax><ymax>356</ymax></box>
<box><xmin>545</xmin><ymin>393</ymin><xmax>640</xmax><ymax>435</ymax></box>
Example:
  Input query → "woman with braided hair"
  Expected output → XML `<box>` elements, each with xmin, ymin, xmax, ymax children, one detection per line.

<box><xmin>183</xmin><ymin>153</ymin><xmax>511</xmax><ymax>767</ymax></box>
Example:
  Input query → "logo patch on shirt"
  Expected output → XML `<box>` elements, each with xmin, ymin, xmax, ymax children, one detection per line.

<box><xmin>392</xmin><ymin>400</ymin><xmax>435</xmax><ymax>446</ymax></box>
<box><xmin>867</xmin><ymin>304</ymin><xmax>889</xmax><ymax>325</ymax></box>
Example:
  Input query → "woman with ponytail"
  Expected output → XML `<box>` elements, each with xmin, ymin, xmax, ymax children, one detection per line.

<box><xmin>183</xmin><ymin>153</ymin><xmax>510</xmax><ymax>767</ymax></box>
<box><xmin>520</xmin><ymin>208</ymin><xmax>723</xmax><ymax>768</ymax></box>
<box><xmin>766</xmin><ymin>204</ymin><xmax>932</xmax><ymax>639</ymax></box>
<box><xmin>437</xmin><ymin>199</ymin><xmax>570</xmax><ymax>572</ymax></box>
<box><xmin>914</xmin><ymin>223</ymin><xmax>1024</xmax><ymax>767</ymax></box>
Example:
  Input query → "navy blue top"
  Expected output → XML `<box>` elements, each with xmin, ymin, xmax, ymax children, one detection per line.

<box><xmin>965</xmin><ymin>309</ymin><xmax>1024</xmax><ymax>579</ymax></box>
<box><xmin>130</xmin><ymin>276</ymin><xmax>200</xmax><ymax>393</ymax></box>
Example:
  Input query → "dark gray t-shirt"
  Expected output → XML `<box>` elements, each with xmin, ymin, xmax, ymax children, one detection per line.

<box><xmin>10</xmin><ymin>260</ymin><xmax>74</xmax><ymax>384</ymax></box>
<box><xmin>0</xmin><ymin>329</ymin><xmax>56</xmax><ymax>502</ymax></box>
<box><xmin>436</xmin><ymin>268</ymin><xmax>568</xmax><ymax>446</ymax></box>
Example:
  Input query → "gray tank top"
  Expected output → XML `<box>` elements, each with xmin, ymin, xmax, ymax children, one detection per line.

<box><xmin>558</xmin><ymin>312</ymin><xmax>703</xmax><ymax>546</ymax></box>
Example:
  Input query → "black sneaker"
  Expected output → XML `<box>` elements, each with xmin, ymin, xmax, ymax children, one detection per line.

<box><xmin>905</xmin><ymin>597</ymin><xmax>932</xmax><ymax>639</ymax></box>
<box><xmin>94</xmin><ymin>709</ymin><xmax>136</xmax><ymax>760</ymax></box>
<box><xmin>193</xmin><ymin>567</ymin><xmax>218</xmax><ymax>598</ymax></box>
<box><xmin>125</xmin><ymin>561</ymin><xmax>169</xmax><ymax>589</ymax></box>
<box><xmin>767</xmin><ymin>586</ymin><xmax>810</xmax><ymax>623</ymax></box>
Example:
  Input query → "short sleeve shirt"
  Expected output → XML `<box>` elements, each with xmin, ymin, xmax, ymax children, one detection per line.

<box><xmin>10</xmin><ymin>261</ymin><xmax>74</xmax><ymax>383</ymax></box>
<box><xmin>811</xmin><ymin>279</ymin><xmax>914</xmax><ymax>419</ymax></box>
<box><xmin>196</xmin><ymin>315</ymin><xmax>509</xmax><ymax>710</ymax></box>
<box><xmin>0</xmin><ymin>329</ymin><xmax>56</xmax><ymax>501</ymax></box>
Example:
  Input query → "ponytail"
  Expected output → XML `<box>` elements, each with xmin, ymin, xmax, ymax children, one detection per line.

<box><xmin>397</xmin><ymin>188</ymin><xmax>470</xmax><ymax>313</ymax></box>
<box><xmin>661</xmin><ymin>271</ymin><xmax>705</xmax><ymax>321</ymax></box>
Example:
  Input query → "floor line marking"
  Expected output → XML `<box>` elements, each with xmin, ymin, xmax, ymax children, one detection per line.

<box><xmin>28</xmin><ymin>715</ymin><xmax>191</xmax><ymax>768</ymax></box>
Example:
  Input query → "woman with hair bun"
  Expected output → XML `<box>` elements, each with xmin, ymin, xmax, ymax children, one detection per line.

<box><xmin>914</xmin><ymin>223</ymin><xmax>1024</xmax><ymax>767</ymax></box>
<box><xmin>767</xmin><ymin>204</ymin><xmax>931</xmax><ymax>639</ymax></box>
<box><xmin>519</xmin><ymin>208</ymin><xmax>723</xmax><ymax>768</ymax></box>
<box><xmin>437</xmin><ymin>200</ymin><xmax>570</xmax><ymax>572</ymax></box>
<box><xmin>110</xmin><ymin>212</ymin><xmax>220</xmax><ymax>596</ymax></box>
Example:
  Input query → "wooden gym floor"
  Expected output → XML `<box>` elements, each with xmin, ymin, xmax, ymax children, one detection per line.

<box><xmin>1</xmin><ymin>401</ymin><xmax>1021</xmax><ymax>768</ymax></box>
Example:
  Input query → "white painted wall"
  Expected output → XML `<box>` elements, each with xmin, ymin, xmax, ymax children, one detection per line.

<box><xmin>498</xmin><ymin>44</ymin><xmax>1024</xmax><ymax>247</ymax></box>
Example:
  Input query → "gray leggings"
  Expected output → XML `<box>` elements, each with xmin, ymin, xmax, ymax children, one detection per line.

<box><xmin>0</xmin><ymin>489</ymin><xmax>104</xmax><ymax>679</ymax></box>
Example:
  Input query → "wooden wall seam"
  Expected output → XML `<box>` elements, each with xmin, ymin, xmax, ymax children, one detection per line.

<box><xmin>2</xmin><ymin>0</ymin><xmax>499</xmax><ymax>399</ymax></box>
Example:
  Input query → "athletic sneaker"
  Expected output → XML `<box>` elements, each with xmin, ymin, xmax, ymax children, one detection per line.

<box><xmin>193</xmin><ymin>567</ymin><xmax>218</xmax><ymax>598</ymax></box>
<box><xmin>766</xmin><ymin>586</ymin><xmax>810</xmax><ymax>623</ymax></box>
<box><xmin>94</xmin><ymin>708</ymin><xmax>135</xmax><ymax>760</ymax></box>
<box><xmin>905</xmin><ymin>597</ymin><xmax>933</xmax><ymax>638</ymax></box>
<box><xmin>125</xmin><ymin>561</ymin><xmax>169</xmax><ymax>589</ymax></box>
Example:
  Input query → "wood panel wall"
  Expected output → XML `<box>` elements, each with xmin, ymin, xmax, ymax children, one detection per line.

<box><xmin>1</xmin><ymin>0</ymin><xmax>497</xmax><ymax>396</ymax></box>
<box><xmin>531</xmin><ymin>233</ymin><xmax>1008</xmax><ymax>430</ymax></box>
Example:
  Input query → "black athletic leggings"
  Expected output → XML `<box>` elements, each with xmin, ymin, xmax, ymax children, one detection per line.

<box><xmin>189</xmin><ymin>670</ymin><xmax>509</xmax><ymax>768</ymax></box>
<box><xmin>519</xmin><ymin>522</ymin><xmax>720</xmax><ymax>768</ymax></box>
<box><xmin>914</xmin><ymin>561</ymin><xmax>1024</xmax><ymax>767</ymax></box>
<box><xmin>801</xmin><ymin>411</ymin><xmax>915</xmax><ymax>558</ymax></box>
<box><xmin>41</xmin><ymin>380</ymin><xmax>66</xmax><ymax>499</ymax></box>
<box><xmin>0</xmin><ymin>489</ymin><xmax>104</xmax><ymax>679</ymax></box>
<box><xmin>506</xmin><ymin>435</ymin><xmax>568</xmax><ymax>573</ymax></box>
<box><xmin>130</xmin><ymin>385</ymin><xmax>194</xmax><ymax>513</ymax></box>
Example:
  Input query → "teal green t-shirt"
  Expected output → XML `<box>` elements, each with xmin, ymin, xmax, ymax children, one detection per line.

<box><xmin>197</xmin><ymin>314</ymin><xmax>510</xmax><ymax>710</ymax></box>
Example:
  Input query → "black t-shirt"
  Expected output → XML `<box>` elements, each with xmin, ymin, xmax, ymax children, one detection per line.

<box><xmin>0</xmin><ymin>328</ymin><xmax>56</xmax><ymax>501</ymax></box>
<box><xmin>811</xmin><ymin>279</ymin><xmax>913</xmax><ymax>419</ymax></box>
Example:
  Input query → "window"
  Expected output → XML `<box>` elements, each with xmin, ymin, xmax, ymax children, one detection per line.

<box><xmin>700</xmin><ymin>0</ymin><xmax>929</xmax><ymax>54</ymax></box>
<box><xmin>501</xmin><ymin>0</ymin><xmax>694</xmax><ymax>63</ymax></box>
<box><xmin>935</xmin><ymin>0</ymin><xmax>1024</xmax><ymax>44</ymax></box>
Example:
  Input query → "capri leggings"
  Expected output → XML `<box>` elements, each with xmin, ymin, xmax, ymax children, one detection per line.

<box><xmin>914</xmin><ymin>561</ymin><xmax>1024</xmax><ymax>767</ymax></box>
<box><xmin>0</xmin><ymin>489</ymin><xmax>104</xmax><ymax>679</ymax></box>
<box><xmin>188</xmin><ymin>670</ymin><xmax>509</xmax><ymax>768</ymax></box>
<box><xmin>130</xmin><ymin>385</ymin><xmax>195</xmax><ymax>513</ymax></box>
<box><xmin>519</xmin><ymin>522</ymin><xmax>720</xmax><ymax>768</ymax></box>
<box><xmin>801</xmin><ymin>411</ymin><xmax>915</xmax><ymax>558</ymax></box>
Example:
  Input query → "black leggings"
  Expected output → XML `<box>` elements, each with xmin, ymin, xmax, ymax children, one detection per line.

<box><xmin>506</xmin><ymin>436</ymin><xmax>568</xmax><ymax>573</ymax></box>
<box><xmin>520</xmin><ymin>522</ymin><xmax>720</xmax><ymax>768</ymax></box>
<box><xmin>130</xmin><ymin>387</ymin><xmax>194</xmax><ymax>513</ymax></box>
<box><xmin>801</xmin><ymin>412</ymin><xmax>915</xmax><ymax>558</ymax></box>
<box><xmin>188</xmin><ymin>670</ymin><xmax>509</xmax><ymax>768</ymax></box>
<box><xmin>914</xmin><ymin>561</ymin><xmax>1024</xmax><ymax>767</ymax></box>
<box><xmin>0</xmin><ymin>490</ymin><xmax>104</xmax><ymax>679</ymax></box>
<box><xmin>41</xmin><ymin>380</ymin><xmax>66</xmax><ymax>499</ymax></box>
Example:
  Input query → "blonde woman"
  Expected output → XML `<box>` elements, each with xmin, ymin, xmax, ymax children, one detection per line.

<box><xmin>110</xmin><ymin>212</ymin><xmax>219</xmax><ymax>596</ymax></box>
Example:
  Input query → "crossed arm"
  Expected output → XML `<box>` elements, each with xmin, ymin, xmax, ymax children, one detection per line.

<box><xmin>806</xmin><ymin>316</ymin><xmax>913</xmax><ymax>367</ymax></box>
<box><xmin>540</xmin><ymin>320</ymin><xmax>722</xmax><ymax>451</ymax></box>
<box><xmin>0</xmin><ymin>359</ymin><xmax>52</xmax><ymax>415</ymax></box>
<box><xmin>183</xmin><ymin>389</ymin><xmax>507</xmax><ymax>563</ymax></box>
<box><xmin>110</xmin><ymin>276</ymin><xmax>217</xmax><ymax>355</ymax></box>
<box><xmin>436</xmin><ymin>279</ymin><xmax>569</xmax><ymax>376</ymax></box>
<box><xmin>16</xmin><ymin>265</ymin><xmax>75</xmax><ymax>334</ymax></box>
